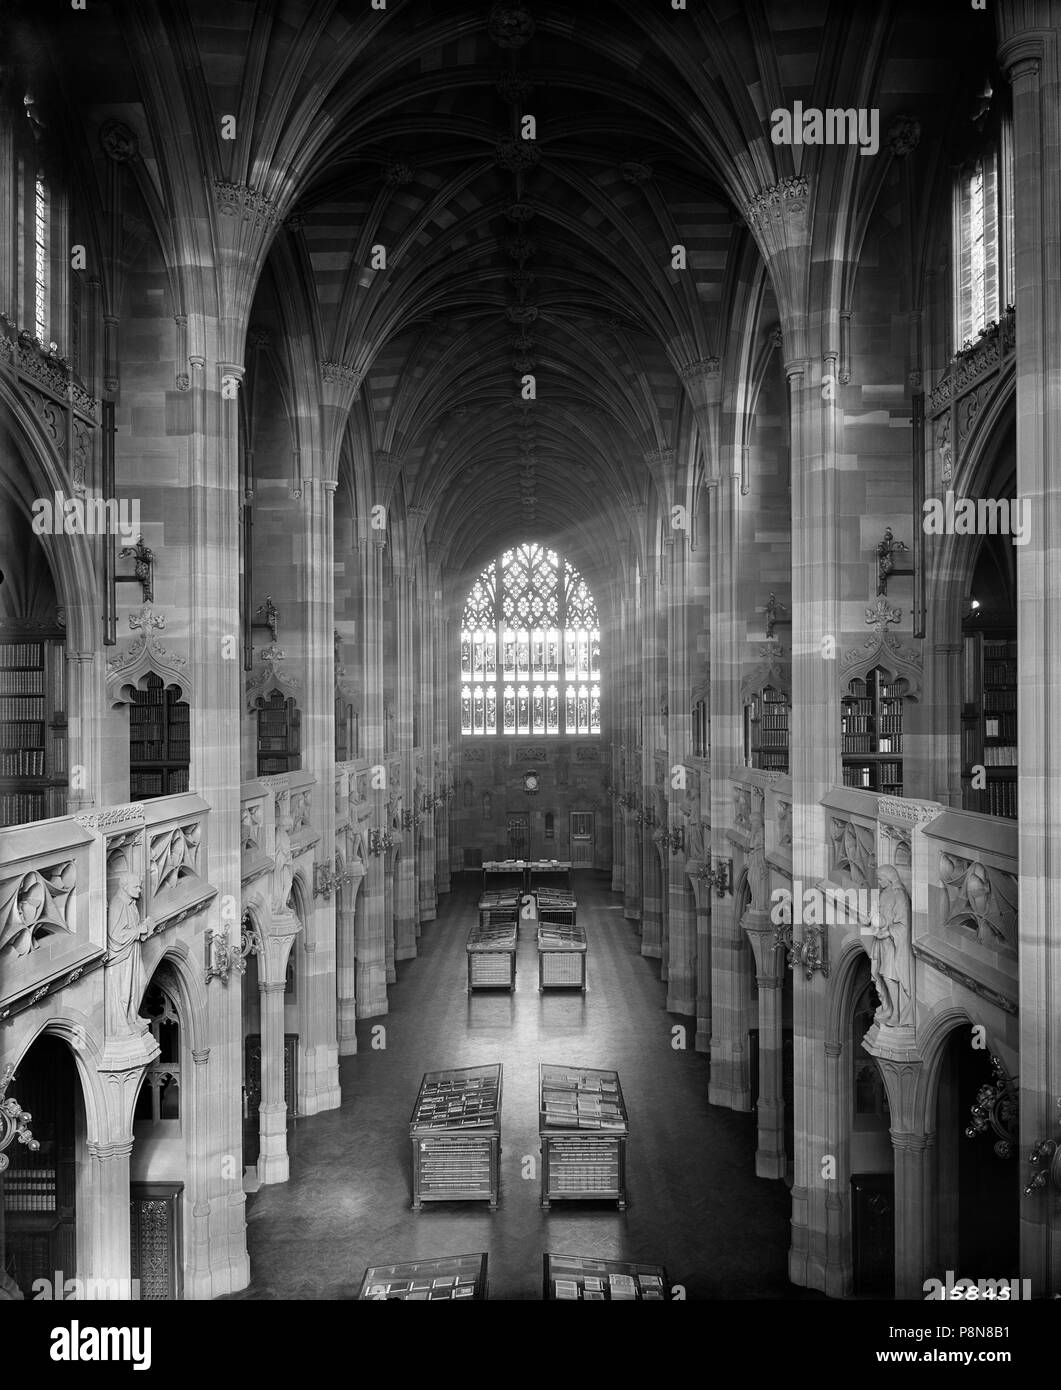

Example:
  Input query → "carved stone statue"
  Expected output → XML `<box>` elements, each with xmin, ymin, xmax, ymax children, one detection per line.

<box><xmin>868</xmin><ymin>865</ymin><xmax>913</xmax><ymax>1027</ymax></box>
<box><xmin>777</xmin><ymin>800</ymin><xmax>792</xmax><ymax>847</ymax></box>
<box><xmin>106</xmin><ymin>871</ymin><xmax>152</xmax><ymax>1034</ymax></box>
<box><xmin>272</xmin><ymin>811</ymin><xmax>294</xmax><ymax>913</ymax></box>
<box><xmin>746</xmin><ymin>805</ymin><xmax>769</xmax><ymax>912</ymax></box>
<box><xmin>682</xmin><ymin>787</ymin><xmax>706</xmax><ymax>861</ymax></box>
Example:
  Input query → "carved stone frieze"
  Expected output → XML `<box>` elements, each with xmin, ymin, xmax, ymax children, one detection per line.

<box><xmin>213</xmin><ymin>181</ymin><xmax>283</xmax><ymax>231</ymax></box>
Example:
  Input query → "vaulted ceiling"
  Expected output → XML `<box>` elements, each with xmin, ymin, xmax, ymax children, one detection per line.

<box><xmin>6</xmin><ymin>0</ymin><xmax>991</xmax><ymax>592</ymax></box>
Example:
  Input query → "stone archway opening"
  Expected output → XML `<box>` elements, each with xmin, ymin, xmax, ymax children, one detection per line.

<box><xmin>1</xmin><ymin>1032</ymin><xmax>86</xmax><ymax>1299</ymax></box>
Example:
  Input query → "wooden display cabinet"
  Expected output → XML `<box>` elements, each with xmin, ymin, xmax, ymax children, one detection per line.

<box><xmin>357</xmin><ymin>1252</ymin><xmax>488</xmax><ymax>1300</ymax></box>
<box><xmin>409</xmin><ymin>1065</ymin><xmax>502</xmax><ymax>1210</ymax></box>
<box><xmin>537</xmin><ymin>922</ymin><xmax>587</xmax><ymax>991</ymax></box>
<box><xmin>539</xmin><ymin>1064</ymin><xmax>628</xmax><ymax>1210</ymax></box>
<box><xmin>466</xmin><ymin>921</ymin><xmax>517</xmax><ymax>991</ymax></box>
<box><xmin>543</xmin><ymin>1253</ymin><xmax>669</xmax><ymax>1301</ymax></box>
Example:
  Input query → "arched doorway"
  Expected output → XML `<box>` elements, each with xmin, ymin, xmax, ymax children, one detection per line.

<box><xmin>933</xmin><ymin>1027</ymin><xmax>1018</xmax><ymax>1279</ymax></box>
<box><xmin>2</xmin><ymin>1033</ymin><xmax>85</xmax><ymax>1297</ymax></box>
<box><xmin>129</xmin><ymin>967</ymin><xmax>186</xmax><ymax>1299</ymax></box>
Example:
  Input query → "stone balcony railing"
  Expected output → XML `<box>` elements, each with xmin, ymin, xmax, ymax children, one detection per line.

<box><xmin>0</xmin><ymin>793</ymin><xmax>216</xmax><ymax>1021</ymax></box>
<box><xmin>725</xmin><ymin>767</ymin><xmax>1018</xmax><ymax>1017</ymax></box>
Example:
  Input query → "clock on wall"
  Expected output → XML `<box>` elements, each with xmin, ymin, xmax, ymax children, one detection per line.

<box><xmin>523</xmin><ymin>771</ymin><xmax>540</xmax><ymax>794</ymax></box>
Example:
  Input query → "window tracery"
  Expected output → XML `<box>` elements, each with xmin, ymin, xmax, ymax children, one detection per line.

<box><xmin>460</xmin><ymin>543</ymin><xmax>600</xmax><ymax>735</ymax></box>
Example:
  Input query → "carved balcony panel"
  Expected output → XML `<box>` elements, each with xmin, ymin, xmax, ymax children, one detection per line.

<box><xmin>258</xmin><ymin>769</ymin><xmax>319</xmax><ymax>859</ymax></box>
<box><xmin>240</xmin><ymin>781</ymin><xmax>273</xmax><ymax>888</ymax></box>
<box><xmin>0</xmin><ymin>816</ymin><xmax>102</xmax><ymax>1020</ymax></box>
<box><xmin>142</xmin><ymin>795</ymin><xmax>217</xmax><ymax>932</ymax></box>
<box><xmin>921</xmin><ymin>809</ymin><xmax>1018</xmax><ymax>1016</ymax></box>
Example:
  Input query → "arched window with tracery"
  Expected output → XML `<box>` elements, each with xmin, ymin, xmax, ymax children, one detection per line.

<box><xmin>460</xmin><ymin>542</ymin><xmax>601</xmax><ymax>736</ymax></box>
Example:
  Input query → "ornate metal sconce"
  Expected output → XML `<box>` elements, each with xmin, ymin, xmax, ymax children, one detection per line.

<box><xmin>117</xmin><ymin>535</ymin><xmax>155</xmax><ymax>604</ymax></box>
<box><xmin>876</xmin><ymin>527</ymin><xmax>911</xmax><ymax>596</ymax></box>
<box><xmin>0</xmin><ymin>1063</ymin><xmax>40</xmax><ymax>1172</ymax></box>
<box><xmin>205</xmin><ymin>926</ymin><xmax>245</xmax><ymax>985</ymax></box>
<box><xmin>1024</xmin><ymin>1099</ymin><xmax>1061</xmax><ymax>1196</ymax></box>
<box><xmin>368</xmin><ymin>828</ymin><xmax>394</xmax><ymax>856</ymax></box>
<box><xmin>692</xmin><ymin>855</ymin><xmax>732</xmax><ymax>897</ymax></box>
<box><xmin>656</xmin><ymin>825</ymin><xmax>684</xmax><ymax>855</ymax></box>
<box><xmin>314</xmin><ymin>857</ymin><xmax>357</xmax><ymax>899</ymax></box>
<box><xmin>964</xmin><ymin>1056</ymin><xmax>1018</xmax><ymax>1159</ymax></box>
<box><xmin>774</xmin><ymin>918</ymin><xmax>829</xmax><ymax>979</ymax></box>
<box><xmin>240</xmin><ymin>915</ymin><xmax>263</xmax><ymax>964</ymax></box>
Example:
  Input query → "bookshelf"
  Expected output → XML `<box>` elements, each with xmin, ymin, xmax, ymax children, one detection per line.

<box><xmin>0</xmin><ymin>637</ymin><xmax>67</xmax><ymax>827</ymax></box>
<box><xmin>408</xmin><ymin>1064</ymin><xmax>502</xmax><ymax>1209</ymax></box>
<box><xmin>962</xmin><ymin>630</ymin><xmax>1017</xmax><ymax>819</ymax></box>
<box><xmin>841</xmin><ymin>667</ymin><xmax>905</xmax><ymax>795</ymax></box>
<box><xmin>539</xmin><ymin>1064</ymin><xmax>628</xmax><ymax>1209</ymax></box>
<box><xmin>129</xmin><ymin>674</ymin><xmax>190</xmax><ymax>801</ymax></box>
<box><xmin>543</xmin><ymin>1253</ymin><xmax>669</xmax><ymax>1301</ymax></box>
<box><xmin>357</xmin><ymin>1252</ymin><xmax>488</xmax><ymax>1300</ymax></box>
<box><xmin>256</xmin><ymin>690</ymin><xmax>301</xmax><ymax>776</ymax></box>
<box><xmin>744</xmin><ymin>684</ymin><xmax>789</xmax><ymax>773</ymax></box>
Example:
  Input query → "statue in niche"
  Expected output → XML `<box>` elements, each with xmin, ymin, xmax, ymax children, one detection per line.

<box><xmin>777</xmin><ymin>800</ymin><xmax>792</xmax><ymax>847</ymax></box>
<box><xmin>682</xmin><ymin>786</ymin><xmax>706</xmax><ymax>861</ymax></box>
<box><xmin>868</xmin><ymin>865</ymin><xmax>913</xmax><ymax>1027</ymax></box>
<box><xmin>106</xmin><ymin>870</ymin><xmax>153</xmax><ymax>1034</ymax></box>
<box><xmin>482</xmin><ymin>792</ymin><xmax>492</xmax><ymax>822</ymax></box>
<box><xmin>271</xmin><ymin>809</ymin><xmax>294</xmax><ymax>913</ymax></box>
<box><xmin>746</xmin><ymin>803</ymin><xmax>769</xmax><ymax>912</ymax></box>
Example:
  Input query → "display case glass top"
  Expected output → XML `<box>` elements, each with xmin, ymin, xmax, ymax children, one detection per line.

<box><xmin>358</xmin><ymin>1252</ymin><xmax>488</xmax><ymax>1301</ymax></box>
<box><xmin>409</xmin><ymin>1064</ymin><xmax>502</xmax><ymax>1133</ymax></box>
<box><xmin>543</xmin><ymin>1253</ymin><xmax>668</xmax><ymax>1301</ymax></box>
<box><xmin>539</xmin><ymin>1064</ymin><xmax>627</xmax><ymax>1133</ymax></box>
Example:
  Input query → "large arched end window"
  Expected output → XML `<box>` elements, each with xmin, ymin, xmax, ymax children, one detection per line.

<box><xmin>460</xmin><ymin>542</ymin><xmax>600</xmax><ymax>736</ymax></box>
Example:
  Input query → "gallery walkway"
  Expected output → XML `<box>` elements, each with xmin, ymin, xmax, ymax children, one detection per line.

<box><xmin>226</xmin><ymin>873</ymin><xmax>819</xmax><ymax>1300</ymax></box>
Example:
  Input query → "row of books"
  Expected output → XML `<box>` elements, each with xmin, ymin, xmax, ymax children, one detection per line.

<box><xmin>983</xmin><ymin>640</ymin><xmax>1018</xmax><ymax>660</ymax></box>
<box><xmin>0</xmin><ymin>722</ymin><xmax>45</xmax><ymax>748</ymax></box>
<box><xmin>0</xmin><ymin>791</ymin><xmax>50</xmax><ymax>826</ymax></box>
<box><xmin>130</xmin><ymin>685</ymin><xmax>167</xmax><ymax>704</ymax></box>
<box><xmin>877</xmin><ymin>762</ymin><xmax>902</xmax><ymax>784</ymax></box>
<box><xmin>0</xmin><ymin>749</ymin><xmax>46</xmax><ymax>776</ymax></box>
<box><xmin>0</xmin><ymin>644</ymin><xmax>44</xmax><ymax>668</ymax></box>
<box><xmin>842</xmin><ymin>696</ymin><xmax>874</xmax><ymax>713</ymax></box>
<box><xmin>0</xmin><ymin>672</ymin><xmax>46</xmax><ymax>699</ymax></box>
<box><xmin>758</xmin><ymin>730</ymin><xmax>787</xmax><ymax>747</ymax></box>
<box><xmin>984</xmin><ymin>690</ymin><xmax>1017</xmax><ymax>711</ymax></box>
<box><xmin>842</xmin><ymin>735</ymin><xmax>876</xmax><ymax>754</ymax></box>
<box><xmin>981</xmin><ymin>745</ymin><xmax>1017</xmax><ymax>766</ymax></box>
<box><xmin>0</xmin><ymin>696</ymin><xmax>44</xmax><ymax>720</ymax></box>
<box><xmin>979</xmin><ymin>777</ymin><xmax>1017</xmax><ymax>819</ymax></box>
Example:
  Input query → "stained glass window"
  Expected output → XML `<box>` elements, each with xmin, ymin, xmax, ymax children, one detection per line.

<box><xmin>461</xmin><ymin>543</ymin><xmax>600</xmax><ymax>735</ymax></box>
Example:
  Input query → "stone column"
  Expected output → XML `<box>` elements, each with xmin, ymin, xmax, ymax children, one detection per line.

<box><xmin>256</xmin><ymin>978</ymin><xmax>289</xmax><ymax>1185</ymax></box>
<box><xmin>998</xmin><ymin>4</ymin><xmax>1061</xmax><ymax>1297</ymax></box>
<box><xmin>707</xmin><ymin>471</ymin><xmax>752</xmax><ymax>1108</ymax></box>
<box><xmin>336</xmin><ymin>880</ymin><xmax>360</xmax><ymax>1055</ymax></box>
<box><xmin>86</xmin><ymin>1139</ymin><xmax>135</xmax><ymax>1296</ymax></box>
<box><xmin>693</xmin><ymin>879</ymin><xmax>712</xmax><ymax>1053</ymax></box>
<box><xmin>296</xmin><ymin>475</ymin><xmax>340</xmax><ymax>1115</ymax></box>
<box><xmin>356</xmin><ymin>531</ymin><xmax>389</xmax><ymax>1017</ymax></box>
<box><xmin>866</xmin><ymin>1037</ymin><xmax>927</xmax><ymax>1299</ymax></box>
<box><xmin>784</xmin><ymin>348</ymin><xmax>844</xmax><ymax>1292</ymax></box>
<box><xmin>746</xmin><ymin>922</ymin><xmax>786</xmax><ymax>1178</ymax></box>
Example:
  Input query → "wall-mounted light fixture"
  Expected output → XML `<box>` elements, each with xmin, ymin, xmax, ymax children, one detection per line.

<box><xmin>1024</xmin><ymin>1099</ymin><xmax>1061</xmax><ymax>1196</ymax></box>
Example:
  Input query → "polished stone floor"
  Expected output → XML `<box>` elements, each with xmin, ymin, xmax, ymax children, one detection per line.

<box><xmin>226</xmin><ymin>873</ymin><xmax>818</xmax><ymax>1300</ymax></box>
